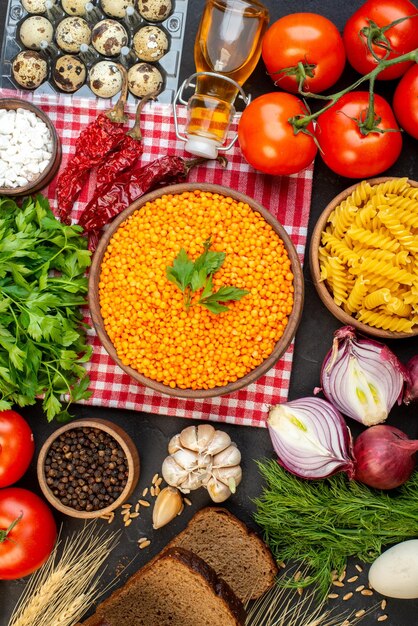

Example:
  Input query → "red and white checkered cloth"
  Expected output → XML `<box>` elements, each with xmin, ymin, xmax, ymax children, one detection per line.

<box><xmin>2</xmin><ymin>89</ymin><xmax>314</xmax><ymax>427</ymax></box>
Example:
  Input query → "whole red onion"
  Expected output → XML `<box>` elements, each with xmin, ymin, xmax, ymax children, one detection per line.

<box><xmin>353</xmin><ymin>425</ymin><xmax>418</xmax><ymax>490</ymax></box>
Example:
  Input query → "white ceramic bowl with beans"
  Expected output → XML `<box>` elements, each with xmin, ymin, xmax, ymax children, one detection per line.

<box><xmin>0</xmin><ymin>98</ymin><xmax>61</xmax><ymax>197</ymax></box>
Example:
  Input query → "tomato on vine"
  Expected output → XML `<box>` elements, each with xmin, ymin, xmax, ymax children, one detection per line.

<box><xmin>343</xmin><ymin>0</ymin><xmax>418</xmax><ymax>80</ymax></box>
<box><xmin>261</xmin><ymin>13</ymin><xmax>346</xmax><ymax>94</ymax></box>
<box><xmin>393</xmin><ymin>64</ymin><xmax>418</xmax><ymax>139</ymax></box>
<box><xmin>315</xmin><ymin>92</ymin><xmax>402</xmax><ymax>178</ymax></box>
<box><xmin>237</xmin><ymin>92</ymin><xmax>317</xmax><ymax>176</ymax></box>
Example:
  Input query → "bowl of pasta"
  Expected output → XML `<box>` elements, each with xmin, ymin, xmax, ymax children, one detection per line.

<box><xmin>310</xmin><ymin>177</ymin><xmax>418</xmax><ymax>339</ymax></box>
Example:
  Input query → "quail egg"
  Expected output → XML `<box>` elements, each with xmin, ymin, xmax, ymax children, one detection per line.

<box><xmin>91</xmin><ymin>19</ymin><xmax>129</xmax><ymax>57</ymax></box>
<box><xmin>100</xmin><ymin>0</ymin><xmax>134</xmax><ymax>18</ymax></box>
<box><xmin>127</xmin><ymin>62</ymin><xmax>163</xmax><ymax>98</ymax></box>
<box><xmin>19</xmin><ymin>16</ymin><xmax>54</xmax><ymax>50</ymax></box>
<box><xmin>21</xmin><ymin>0</ymin><xmax>48</xmax><ymax>14</ymax></box>
<box><xmin>89</xmin><ymin>61</ymin><xmax>123</xmax><ymax>98</ymax></box>
<box><xmin>61</xmin><ymin>0</ymin><xmax>88</xmax><ymax>16</ymax></box>
<box><xmin>138</xmin><ymin>0</ymin><xmax>172</xmax><ymax>22</ymax></box>
<box><xmin>133</xmin><ymin>25</ymin><xmax>168</xmax><ymax>62</ymax></box>
<box><xmin>55</xmin><ymin>17</ymin><xmax>91</xmax><ymax>53</ymax></box>
<box><xmin>12</xmin><ymin>50</ymin><xmax>48</xmax><ymax>89</ymax></box>
<box><xmin>52</xmin><ymin>54</ymin><xmax>87</xmax><ymax>92</ymax></box>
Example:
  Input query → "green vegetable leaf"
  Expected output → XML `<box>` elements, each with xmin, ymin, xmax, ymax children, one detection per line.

<box><xmin>167</xmin><ymin>239</ymin><xmax>249</xmax><ymax>313</ymax></box>
<box><xmin>199</xmin><ymin>285</ymin><xmax>249</xmax><ymax>314</ymax></box>
<box><xmin>200</xmin><ymin>275</ymin><xmax>214</xmax><ymax>300</ymax></box>
<box><xmin>0</xmin><ymin>399</ymin><xmax>12</xmax><ymax>411</ymax></box>
<box><xmin>193</xmin><ymin>238</ymin><xmax>225</xmax><ymax>275</ymax></box>
<box><xmin>26</xmin><ymin>311</ymin><xmax>44</xmax><ymax>341</ymax></box>
<box><xmin>190</xmin><ymin>267</ymin><xmax>208</xmax><ymax>292</ymax></box>
<box><xmin>71</xmin><ymin>375</ymin><xmax>92</xmax><ymax>402</ymax></box>
<box><xmin>201</xmin><ymin>300</ymin><xmax>230</xmax><ymax>314</ymax></box>
<box><xmin>44</xmin><ymin>392</ymin><xmax>62</xmax><ymax>422</ymax></box>
<box><xmin>202</xmin><ymin>286</ymin><xmax>249</xmax><ymax>303</ymax></box>
<box><xmin>166</xmin><ymin>248</ymin><xmax>195</xmax><ymax>292</ymax></box>
<box><xmin>9</xmin><ymin>344</ymin><xmax>25</xmax><ymax>370</ymax></box>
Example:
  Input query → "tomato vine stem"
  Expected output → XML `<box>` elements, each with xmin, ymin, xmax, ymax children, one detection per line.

<box><xmin>289</xmin><ymin>47</ymin><xmax>418</xmax><ymax>133</ymax></box>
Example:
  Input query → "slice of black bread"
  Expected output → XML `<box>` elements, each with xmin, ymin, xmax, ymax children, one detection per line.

<box><xmin>80</xmin><ymin>547</ymin><xmax>246</xmax><ymax>626</ymax></box>
<box><xmin>166</xmin><ymin>507</ymin><xmax>278</xmax><ymax>602</ymax></box>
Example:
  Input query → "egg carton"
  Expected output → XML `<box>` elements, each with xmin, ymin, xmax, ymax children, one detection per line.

<box><xmin>0</xmin><ymin>0</ymin><xmax>188</xmax><ymax>103</ymax></box>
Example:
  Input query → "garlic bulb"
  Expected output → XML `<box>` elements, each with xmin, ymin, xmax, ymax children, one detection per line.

<box><xmin>161</xmin><ymin>425</ymin><xmax>242</xmax><ymax>503</ymax></box>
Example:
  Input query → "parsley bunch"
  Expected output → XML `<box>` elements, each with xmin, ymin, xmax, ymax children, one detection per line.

<box><xmin>166</xmin><ymin>238</ymin><xmax>249</xmax><ymax>314</ymax></box>
<box><xmin>0</xmin><ymin>195</ymin><xmax>92</xmax><ymax>421</ymax></box>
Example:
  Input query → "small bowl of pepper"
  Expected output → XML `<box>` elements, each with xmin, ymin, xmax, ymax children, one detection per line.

<box><xmin>37</xmin><ymin>418</ymin><xmax>140</xmax><ymax>519</ymax></box>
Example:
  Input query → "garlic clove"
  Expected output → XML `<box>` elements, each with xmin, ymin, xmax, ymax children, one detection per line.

<box><xmin>212</xmin><ymin>465</ymin><xmax>243</xmax><ymax>493</ymax></box>
<box><xmin>205</xmin><ymin>430</ymin><xmax>231</xmax><ymax>456</ymax></box>
<box><xmin>162</xmin><ymin>456</ymin><xmax>189</xmax><ymax>487</ymax></box>
<box><xmin>179</xmin><ymin>426</ymin><xmax>199</xmax><ymax>451</ymax></box>
<box><xmin>179</xmin><ymin>424</ymin><xmax>216</xmax><ymax>452</ymax></box>
<box><xmin>196</xmin><ymin>424</ymin><xmax>216</xmax><ymax>451</ymax></box>
<box><xmin>152</xmin><ymin>486</ymin><xmax>183</xmax><ymax>530</ymax></box>
<box><xmin>206</xmin><ymin>477</ymin><xmax>232</xmax><ymax>503</ymax></box>
<box><xmin>172</xmin><ymin>448</ymin><xmax>199</xmax><ymax>470</ymax></box>
<box><xmin>168</xmin><ymin>433</ymin><xmax>182</xmax><ymax>455</ymax></box>
<box><xmin>212</xmin><ymin>443</ymin><xmax>241</xmax><ymax>468</ymax></box>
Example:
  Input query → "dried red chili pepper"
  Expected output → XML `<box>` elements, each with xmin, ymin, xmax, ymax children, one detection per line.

<box><xmin>78</xmin><ymin>155</ymin><xmax>226</xmax><ymax>248</ymax></box>
<box><xmin>95</xmin><ymin>95</ymin><xmax>153</xmax><ymax>185</ymax></box>
<box><xmin>56</xmin><ymin>65</ymin><xmax>129</xmax><ymax>224</ymax></box>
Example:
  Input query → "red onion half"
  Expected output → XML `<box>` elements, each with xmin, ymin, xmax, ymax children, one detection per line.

<box><xmin>267</xmin><ymin>397</ymin><xmax>355</xmax><ymax>480</ymax></box>
<box><xmin>321</xmin><ymin>326</ymin><xmax>405</xmax><ymax>427</ymax></box>
<box><xmin>353</xmin><ymin>425</ymin><xmax>418</xmax><ymax>490</ymax></box>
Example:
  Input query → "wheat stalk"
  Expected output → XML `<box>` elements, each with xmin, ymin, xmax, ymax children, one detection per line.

<box><xmin>245</xmin><ymin>569</ymin><xmax>376</xmax><ymax>626</ymax></box>
<box><xmin>8</xmin><ymin>523</ymin><xmax>120</xmax><ymax>626</ymax></box>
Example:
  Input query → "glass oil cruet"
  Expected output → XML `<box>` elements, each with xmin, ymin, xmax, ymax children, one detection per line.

<box><xmin>174</xmin><ymin>0</ymin><xmax>269</xmax><ymax>159</ymax></box>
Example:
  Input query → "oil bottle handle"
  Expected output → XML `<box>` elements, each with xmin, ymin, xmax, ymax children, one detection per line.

<box><xmin>173</xmin><ymin>71</ymin><xmax>251</xmax><ymax>152</ymax></box>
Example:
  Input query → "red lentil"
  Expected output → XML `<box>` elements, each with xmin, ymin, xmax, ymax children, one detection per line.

<box><xmin>99</xmin><ymin>190</ymin><xmax>294</xmax><ymax>390</ymax></box>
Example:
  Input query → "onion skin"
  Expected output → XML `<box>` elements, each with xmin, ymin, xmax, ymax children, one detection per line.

<box><xmin>321</xmin><ymin>326</ymin><xmax>405</xmax><ymax>427</ymax></box>
<box><xmin>267</xmin><ymin>397</ymin><xmax>355</xmax><ymax>480</ymax></box>
<box><xmin>353</xmin><ymin>425</ymin><xmax>418</xmax><ymax>490</ymax></box>
<box><xmin>404</xmin><ymin>355</ymin><xmax>418</xmax><ymax>405</ymax></box>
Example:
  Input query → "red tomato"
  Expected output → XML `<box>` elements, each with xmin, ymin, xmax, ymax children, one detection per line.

<box><xmin>0</xmin><ymin>410</ymin><xmax>34</xmax><ymax>488</ymax></box>
<box><xmin>262</xmin><ymin>13</ymin><xmax>346</xmax><ymax>94</ymax></box>
<box><xmin>343</xmin><ymin>0</ymin><xmax>418</xmax><ymax>80</ymax></box>
<box><xmin>393</xmin><ymin>64</ymin><xmax>418</xmax><ymax>139</ymax></box>
<box><xmin>0</xmin><ymin>488</ymin><xmax>56</xmax><ymax>579</ymax></box>
<box><xmin>238</xmin><ymin>92</ymin><xmax>317</xmax><ymax>176</ymax></box>
<box><xmin>315</xmin><ymin>92</ymin><xmax>402</xmax><ymax>178</ymax></box>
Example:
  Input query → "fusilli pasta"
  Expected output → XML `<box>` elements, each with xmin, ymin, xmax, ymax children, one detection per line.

<box><xmin>317</xmin><ymin>178</ymin><xmax>418</xmax><ymax>333</ymax></box>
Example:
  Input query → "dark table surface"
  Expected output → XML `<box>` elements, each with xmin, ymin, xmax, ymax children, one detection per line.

<box><xmin>1</xmin><ymin>1</ymin><xmax>418</xmax><ymax>625</ymax></box>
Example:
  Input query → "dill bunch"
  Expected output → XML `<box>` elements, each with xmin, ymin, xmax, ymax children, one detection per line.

<box><xmin>254</xmin><ymin>459</ymin><xmax>418</xmax><ymax>598</ymax></box>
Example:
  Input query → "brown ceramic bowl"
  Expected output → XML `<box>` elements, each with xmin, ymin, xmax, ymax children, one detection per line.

<box><xmin>88</xmin><ymin>183</ymin><xmax>304</xmax><ymax>398</ymax></box>
<box><xmin>37</xmin><ymin>418</ymin><xmax>140</xmax><ymax>519</ymax></box>
<box><xmin>0</xmin><ymin>98</ymin><xmax>61</xmax><ymax>196</ymax></box>
<box><xmin>310</xmin><ymin>177</ymin><xmax>418</xmax><ymax>340</ymax></box>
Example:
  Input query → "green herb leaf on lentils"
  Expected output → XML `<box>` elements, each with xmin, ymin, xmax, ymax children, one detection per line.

<box><xmin>166</xmin><ymin>238</ymin><xmax>249</xmax><ymax>314</ymax></box>
<box><xmin>0</xmin><ymin>194</ymin><xmax>92</xmax><ymax>421</ymax></box>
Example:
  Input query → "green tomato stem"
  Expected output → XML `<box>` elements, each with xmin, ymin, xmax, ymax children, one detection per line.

<box><xmin>365</xmin><ymin>72</ymin><xmax>377</xmax><ymax>131</ymax></box>
<box><xmin>0</xmin><ymin>513</ymin><xmax>22</xmax><ymax>543</ymax></box>
<box><xmin>291</xmin><ymin>48</ymin><xmax>418</xmax><ymax>131</ymax></box>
